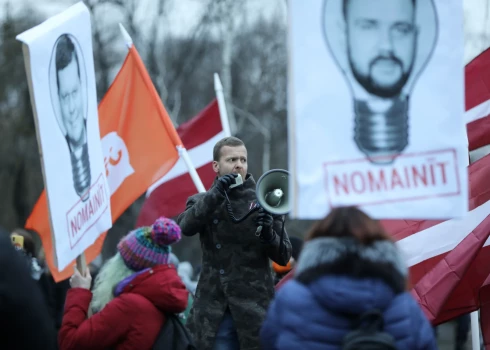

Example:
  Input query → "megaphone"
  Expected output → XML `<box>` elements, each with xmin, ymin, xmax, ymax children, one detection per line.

<box><xmin>256</xmin><ymin>169</ymin><xmax>290</xmax><ymax>215</ymax></box>
<box><xmin>224</xmin><ymin>169</ymin><xmax>290</xmax><ymax>229</ymax></box>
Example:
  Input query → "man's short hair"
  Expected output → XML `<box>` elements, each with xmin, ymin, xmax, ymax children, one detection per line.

<box><xmin>342</xmin><ymin>0</ymin><xmax>416</xmax><ymax>18</ymax></box>
<box><xmin>55</xmin><ymin>34</ymin><xmax>80</xmax><ymax>92</ymax></box>
<box><xmin>213</xmin><ymin>137</ymin><xmax>245</xmax><ymax>161</ymax></box>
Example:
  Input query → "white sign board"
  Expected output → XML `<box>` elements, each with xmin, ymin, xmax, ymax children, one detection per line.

<box><xmin>288</xmin><ymin>0</ymin><xmax>468</xmax><ymax>219</ymax></box>
<box><xmin>17</xmin><ymin>2</ymin><xmax>112</xmax><ymax>269</ymax></box>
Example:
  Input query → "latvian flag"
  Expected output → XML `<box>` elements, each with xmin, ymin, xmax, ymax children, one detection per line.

<box><xmin>382</xmin><ymin>48</ymin><xmax>490</xmax><ymax>345</ymax></box>
<box><xmin>136</xmin><ymin>99</ymin><xmax>227</xmax><ymax>226</ymax></box>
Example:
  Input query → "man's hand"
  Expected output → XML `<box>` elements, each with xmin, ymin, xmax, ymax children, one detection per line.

<box><xmin>70</xmin><ymin>266</ymin><xmax>92</xmax><ymax>290</ymax></box>
<box><xmin>256</xmin><ymin>208</ymin><xmax>275</xmax><ymax>242</ymax></box>
<box><xmin>216</xmin><ymin>174</ymin><xmax>238</xmax><ymax>194</ymax></box>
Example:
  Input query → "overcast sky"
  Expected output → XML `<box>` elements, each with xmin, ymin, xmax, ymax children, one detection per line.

<box><xmin>1</xmin><ymin>0</ymin><xmax>488</xmax><ymax>62</ymax></box>
<box><xmin>1</xmin><ymin>0</ymin><xmax>284</xmax><ymax>37</ymax></box>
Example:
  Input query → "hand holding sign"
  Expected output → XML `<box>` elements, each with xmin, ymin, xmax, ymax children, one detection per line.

<box><xmin>70</xmin><ymin>265</ymin><xmax>92</xmax><ymax>290</ymax></box>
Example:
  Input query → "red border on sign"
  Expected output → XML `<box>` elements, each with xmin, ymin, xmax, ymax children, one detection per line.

<box><xmin>65</xmin><ymin>173</ymin><xmax>109</xmax><ymax>249</ymax></box>
<box><xmin>323</xmin><ymin>148</ymin><xmax>462</xmax><ymax>209</ymax></box>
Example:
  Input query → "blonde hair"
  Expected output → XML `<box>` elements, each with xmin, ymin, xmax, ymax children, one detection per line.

<box><xmin>89</xmin><ymin>253</ymin><xmax>134</xmax><ymax>315</ymax></box>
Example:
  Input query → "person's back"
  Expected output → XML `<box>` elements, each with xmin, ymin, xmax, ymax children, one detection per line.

<box><xmin>0</xmin><ymin>230</ymin><xmax>57</xmax><ymax>350</ymax></box>
<box><xmin>260</xmin><ymin>207</ymin><xmax>437</xmax><ymax>350</ymax></box>
<box><xmin>60</xmin><ymin>264</ymin><xmax>188</xmax><ymax>350</ymax></box>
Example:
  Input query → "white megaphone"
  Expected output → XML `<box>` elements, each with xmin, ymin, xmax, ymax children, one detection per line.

<box><xmin>256</xmin><ymin>169</ymin><xmax>290</xmax><ymax>215</ymax></box>
<box><xmin>255</xmin><ymin>169</ymin><xmax>290</xmax><ymax>233</ymax></box>
<box><xmin>255</xmin><ymin>169</ymin><xmax>290</xmax><ymax>236</ymax></box>
<box><xmin>224</xmin><ymin>169</ymin><xmax>291</xmax><ymax>231</ymax></box>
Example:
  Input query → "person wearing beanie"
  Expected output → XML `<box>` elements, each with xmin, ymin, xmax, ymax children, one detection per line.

<box><xmin>58</xmin><ymin>217</ymin><xmax>189</xmax><ymax>350</ymax></box>
<box><xmin>272</xmin><ymin>236</ymin><xmax>303</xmax><ymax>285</ymax></box>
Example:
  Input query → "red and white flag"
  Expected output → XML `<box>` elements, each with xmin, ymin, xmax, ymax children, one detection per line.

<box><xmin>383</xmin><ymin>155</ymin><xmax>490</xmax><ymax>322</ymax></box>
<box><xmin>382</xmin><ymin>48</ymin><xmax>490</xmax><ymax>338</ymax></box>
<box><xmin>466</xmin><ymin>48</ymin><xmax>490</xmax><ymax>152</ymax></box>
<box><xmin>136</xmin><ymin>99</ymin><xmax>226</xmax><ymax>226</ymax></box>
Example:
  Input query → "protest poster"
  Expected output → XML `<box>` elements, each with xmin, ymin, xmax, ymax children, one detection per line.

<box><xmin>17</xmin><ymin>2</ymin><xmax>112</xmax><ymax>270</ymax></box>
<box><xmin>288</xmin><ymin>0</ymin><xmax>468</xmax><ymax>219</ymax></box>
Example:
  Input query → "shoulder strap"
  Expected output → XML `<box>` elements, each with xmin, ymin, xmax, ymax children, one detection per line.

<box><xmin>167</xmin><ymin>314</ymin><xmax>196</xmax><ymax>346</ymax></box>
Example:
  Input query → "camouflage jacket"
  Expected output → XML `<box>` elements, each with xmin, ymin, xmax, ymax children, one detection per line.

<box><xmin>177</xmin><ymin>174</ymin><xmax>292</xmax><ymax>350</ymax></box>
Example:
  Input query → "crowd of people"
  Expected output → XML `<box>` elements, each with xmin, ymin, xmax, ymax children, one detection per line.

<box><xmin>0</xmin><ymin>137</ymin><xmax>471</xmax><ymax>349</ymax></box>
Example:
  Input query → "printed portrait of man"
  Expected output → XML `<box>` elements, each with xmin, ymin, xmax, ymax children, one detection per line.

<box><xmin>343</xmin><ymin>0</ymin><xmax>417</xmax><ymax>99</ymax></box>
<box><xmin>54</xmin><ymin>34</ymin><xmax>91</xmax><ymax>201</ymax></box>
<box><xmin>323</xmin><ymin>0</ymin><xmax>437</xmax><ymax>164</ymax></box>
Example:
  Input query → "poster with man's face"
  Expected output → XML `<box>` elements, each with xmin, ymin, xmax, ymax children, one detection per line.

<box><xmin>51</xmin><ymin>34</ymin><xmax>91</xmax><ymax>201</ymax></box>
<box><xmin>17</xmin><ymin>2</ymin><xmax>112</xmax><ymax>270</ymax></box>
<box><xmin>288</xmin><ymin>0</ymin><xmax>468</xmax><ymax>219</ymax></box>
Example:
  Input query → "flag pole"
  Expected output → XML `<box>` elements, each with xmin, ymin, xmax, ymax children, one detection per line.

<box><xmin>76</xmin><ymin>254</ymin><xmax>87</xmax><ymax>275</ymax></box>
<box><xmin>119</xmin><ymin>23</ymin><xmax>133</xmax><ymax>49</ymax></box>
<box><xmin>177</xmin><ymin>146</ymin><xmax>206</xmax><ymax>193</ymax></box>
<box><xmin>471</xmin><ymin>311</ymin><xmax>480</xmax><ymax>350</ymax></box>
<box><xmin>214</xmin><ymin>73</ymin><xmax>232</xmax><ymax>137</ymax></box>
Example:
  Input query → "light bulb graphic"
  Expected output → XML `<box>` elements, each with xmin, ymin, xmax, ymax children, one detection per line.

<box><xmin>51</xmin><ymin>34</ymin><xmax>91</xmax><ymax>201</ymax></box>
<box><xmin>323</xmin><ymin>0</ymin><xmax>438</xmax><ymax>164</ymax></box>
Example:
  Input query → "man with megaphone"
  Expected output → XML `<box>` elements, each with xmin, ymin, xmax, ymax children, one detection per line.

<box><xmin>177</xmin><ymin>136</ymin><xmax>292</xmax><ymax>350</ymax></box>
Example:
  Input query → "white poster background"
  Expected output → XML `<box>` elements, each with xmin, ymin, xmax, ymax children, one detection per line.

<box><xmin>288</xmin><ymin>0</ymin><xmax>468</xmax><ymax>219</ymax></box>
<box><xmin>17</xmin><ymin>2</ymin><xmax>112</xmax><ymax>270</ymax></box>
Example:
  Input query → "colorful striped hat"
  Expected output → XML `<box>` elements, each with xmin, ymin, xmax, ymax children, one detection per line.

<box><xmin>117</xmin><ymin>216</ymin><xmax>182</xmax><ymax>271</ymax></box>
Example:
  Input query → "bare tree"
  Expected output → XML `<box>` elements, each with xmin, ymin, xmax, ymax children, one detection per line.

<box><xmin>0</xmin><ymin>0</ymin><xmax>304</xmax><ymax>265</ymax></box>
<box><xmin>215</xmin><ymin>0</ymin><xmax>241</xmax><ymax>135</ymax></box>
<box><xmin>0</xmin><ymin>3</ymin><xmax>44</xmax><ymax>229</ymax></box>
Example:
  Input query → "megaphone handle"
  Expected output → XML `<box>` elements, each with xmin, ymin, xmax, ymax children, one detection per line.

<box><xmin>255</xmin><ymin>225</ymin><xmax>263</xmax><ymax>237</ymax></box>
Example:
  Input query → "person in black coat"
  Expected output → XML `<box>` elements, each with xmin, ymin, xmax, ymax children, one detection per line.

<box><xmin>12</xmin><ymin>227</ymin><xmax>71</xmax><ymax>336</ymax></box>
<box><xmin>0</xmin><ymin>226</ymin><xmax>56</xmax><ymax>350</ymax></box>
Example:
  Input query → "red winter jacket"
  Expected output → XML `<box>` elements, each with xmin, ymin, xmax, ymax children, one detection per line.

<box><xmin>59</xmin><ymin>264</ymin><xmax>189</xmax><ymax>350</ymax></box>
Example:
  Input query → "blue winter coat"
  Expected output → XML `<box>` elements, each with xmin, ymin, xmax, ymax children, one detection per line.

<box><xmin>260</xmin><ymin>237</ymin><xmax>438</xmax><ymax>350</ymax></box>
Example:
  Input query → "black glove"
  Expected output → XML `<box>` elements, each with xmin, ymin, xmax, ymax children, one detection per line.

<box><xmin>256</xmin><ymin>208</ymin><xmax>275</xmax><ymax>242</ymax></box>
<box><xmin>216</xmin><ymin>174</ymin><xmax>238</xmax><ymax>194</ymax></box>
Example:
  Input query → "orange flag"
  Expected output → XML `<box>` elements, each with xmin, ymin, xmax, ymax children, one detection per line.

<box><xmin>26</xmin><ymin>46</ymin><xmax>183</xmax><ymax>282</ymax></box>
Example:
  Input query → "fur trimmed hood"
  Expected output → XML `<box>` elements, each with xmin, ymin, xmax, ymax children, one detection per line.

<box><xmin>259</xmin><ymin>238</ymin><xmax>438</xmax><ymax>350</ymax></box>
<box><xmin>295</xmin><ymin>237</ymin><xmax>408</xmax><ymax>295</ymax></box>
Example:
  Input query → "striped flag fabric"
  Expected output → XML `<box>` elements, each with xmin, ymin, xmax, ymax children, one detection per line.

<box><xmin>383</xmin><ymin>153</ymin><xmax>490</xmax><ymax>324</ymax></box>
<box><xmin>382</xmin><ymin>48</ymin><xmax>490</xmax><ymax>336</ymax></box>
<box><xmin>136</xmin><ymin>99</ymin><xmax>227</xmax><ymax>226</ymax></box>
<box><xmin>466</xmin><ymin>48</ymin><xmax>490</xmax><ymax>152</ymax></box>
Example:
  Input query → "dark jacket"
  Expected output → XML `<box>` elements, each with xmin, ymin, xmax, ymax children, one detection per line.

<box><xmin>0</xmin><ymin>233</ymin><xmax>57</xmax><ymax>350</ymax></box>
<box><xmin>177</xmin><ymin>174</ymin><xmax>292</xmax><ymax>350</ymax></box>
<box><xmin>59</xmin><ymin>264</ymin><xmax>188</xmax><ymax>350</ymax></box>
<box><xmin>38</xmin><ymin>272</ymin><xmax>71</xmax><ymax>332</ymax></box>
<box><xmin>260</xmin><ymin>237</ymin><xmax>437</xmax><ymax>350</ymax></box>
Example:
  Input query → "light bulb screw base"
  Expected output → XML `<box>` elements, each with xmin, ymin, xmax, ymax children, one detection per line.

<box><xmin>353</xmin><ymin>97</ymin><xmax>409</xmax><ymax>164</ymax></box>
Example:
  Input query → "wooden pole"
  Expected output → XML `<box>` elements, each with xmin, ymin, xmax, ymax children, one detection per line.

<box><xmin>76</xmin><ymin>253</ymin><xmax>87</xmax><ymax>275</ymax></box>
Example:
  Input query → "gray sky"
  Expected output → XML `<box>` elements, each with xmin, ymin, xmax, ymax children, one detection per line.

<box><xmin>1</xmin><ymin>0</ymin><xmax>489</xmax><ymax>62</ymax></box>
<box><xmin>2</xmin><ymin>0</ymin><xmax>284</xmax><ymax>37</ymax></box>
<box><xmin>464</xmin><ymin>0</ymin><xmax>490</xmax><ymax>62</ymax></box>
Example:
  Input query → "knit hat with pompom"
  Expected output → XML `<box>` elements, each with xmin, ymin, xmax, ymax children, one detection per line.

<box><xmin>117</xmin><ymin>216</ymin><xmax>182</xmax><ymax>271</ymax></box>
